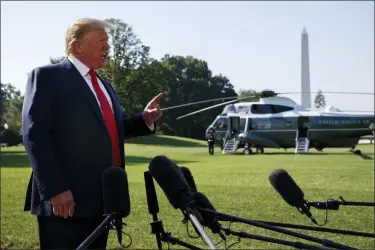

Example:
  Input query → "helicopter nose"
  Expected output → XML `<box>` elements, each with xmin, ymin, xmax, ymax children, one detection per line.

<box><xmin>206</xmin><ymin>126</ymin><xmax>215</xmax><ymax>133</ymax></box>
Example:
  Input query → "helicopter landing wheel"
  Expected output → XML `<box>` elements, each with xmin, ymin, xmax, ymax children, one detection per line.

<box><xmin>243</xmin><ymin>148</ymin><xmax>252</xmax><ymax>155</ymax></box>
<box><xmin>208</xmin><ymin>145</ymin><xmax>214</xmax><ymax>155</ymax></box>
<box><xmin>256</xmin><ymin>147</ymin><xmax>264</xmax><ymax>154</ymax></box>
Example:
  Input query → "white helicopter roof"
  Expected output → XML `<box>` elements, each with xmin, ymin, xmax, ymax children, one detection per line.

<box><xmin>222</xmin><ymin>96</ymin><xmax>304</xmax><ymax>114</ymax></box>
<box><xmin>220</xmin><ymin>96</ymin><xmax>374</xmax><ymax>117</ymax></box>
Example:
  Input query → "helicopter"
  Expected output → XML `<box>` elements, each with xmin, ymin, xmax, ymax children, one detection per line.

<box><xmin>162</xmin><ymin>90</ymin><xmax>375</xmax><ymax>155</ymax></box>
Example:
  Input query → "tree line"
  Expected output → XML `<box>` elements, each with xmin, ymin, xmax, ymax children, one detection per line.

<box><xmin>1</xmin><ymin>18</ymin><xmax>326</xmax><ymax>146</ymax></box>
<box><xmin>0</xmin><ymin>82</ymin><xmax>23</xmax><ymax>145</ymax></box>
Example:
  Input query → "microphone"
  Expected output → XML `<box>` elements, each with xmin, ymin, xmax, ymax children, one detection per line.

<box><xmin>77</xmin><ymin>167</ymin><xmax>131</xmax><ymax>250</ymax></box>
<box><xmin>192</xmin><ymin>192</ymin><xmax>226</xmax><ymax>241</ymax></box>
<box><xmin>180</xmin><ymin>166</ymin><xmax>198</xmax><ymax>192</ymax></box>
<box><xmin>102</xmin><ymin>166</ymin><xmax>131</xmax><ymax>217</ymax></box>
<box><xmin>144</xmin><ymin>171</ymin><xmax>162</xmax><ymax>250</ymax></box>
<box><xmin>308</xmin><ymin>197</ymin><xmax>375</xmax><ymax>210</ymax></box>
<box><xmin>148</xmin><ymin>155</ymin><xmax>217</xmax><ymax>249</ymax></box>
<box><xmin>268</xmin><ymin>169</ymin><xmax>317</xmax><ymax>225</ymax></box>
<box><xmin>179</xmin><ymin>166</ymin><xmax>226</xmax><ymax>240</ymax></box>
<box><xmin>148</xmin><ymin>156</ymin><xmax>193</xmax><ymax>210</ymax></box>
<box><xmin>102</xmin><ymin>166</ymin><xmax>130</xmax><ymax>246</ymax></box>
<box><xmin>309</xmin><ymin>200</ymin><xmax>341</xmax><ymax>210</ymax></box>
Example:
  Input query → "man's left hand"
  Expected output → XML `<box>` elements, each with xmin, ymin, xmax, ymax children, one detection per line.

<box><xmin>143</xmin><ymin>92</ymin><xmax>164</xmax><ymax>126</ymax></box>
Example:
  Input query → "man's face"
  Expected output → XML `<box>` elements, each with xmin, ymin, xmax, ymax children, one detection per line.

<box><xmin>75</xmin><ymin>28</ymin><xmax>110</xmax><ymax>69</ymax></box>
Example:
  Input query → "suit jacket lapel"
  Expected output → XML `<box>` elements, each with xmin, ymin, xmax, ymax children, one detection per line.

<box><xmin>61</xmin><ymin>59</ymin><xmax>107</xmax><ymax>131</ymax></box>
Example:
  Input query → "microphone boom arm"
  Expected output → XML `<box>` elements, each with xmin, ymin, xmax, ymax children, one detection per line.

<box><xmin>222</xmin><ymin>227</ymin><xmax>332</xmax><ymax>250</ymax></box>
<box><xmin>250</xmin><ymin>220</ymin><xmax>374</xmax><ymax>238</ymax></box>
<box><xmin>197</xmin><ymin>207</ymin><xmax>359</xmax><ymax>250</ymax></box>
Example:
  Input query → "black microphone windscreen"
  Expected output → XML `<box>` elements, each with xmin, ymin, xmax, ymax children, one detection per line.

<box><xmin>268</xmin><ymin>169</ymin><xmax>305</xmax><ymax>207</ymax></box>
<box><xmin>192</xmin><ymin>192</ymin><xmax>227</xmax><ymax>237</ymax></box>
<box><xmin>144</xmin><ymin>171</ymin><xmax>159</xmax><ymax>214</ymax></box>
<box><xmin>148</xmin><ymin>155</ymin><xmax>193</xmax><ymax>210</ymax></box>
<box><xmin>180</xmin><ymin>166</ymin><xmax>198</xmax><ymax>192</ymax></box>
<box><xmin>102</xmin><ymin>166</ymin><xmax>130</xmax><ymax>217</ymax></box>
<box><xmin>192</xmin><ymin>192</ymin><xmax>218</xmax><ymax>225</ymax></box>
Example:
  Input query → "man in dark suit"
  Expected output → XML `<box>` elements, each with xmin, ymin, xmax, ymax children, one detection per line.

<box><xmin>22</xmin><ymin>17</ymin><xmax>163</xmax><ymax>249</ymax></box>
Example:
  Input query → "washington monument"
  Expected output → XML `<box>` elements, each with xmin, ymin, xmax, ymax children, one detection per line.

<box><xmin>301</xmin><ymin>27</ymin><xmax>311</xmax><ymax>109</ymax></box>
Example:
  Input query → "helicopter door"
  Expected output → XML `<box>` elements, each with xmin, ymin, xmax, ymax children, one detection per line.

<box><xmin>297</xmin><ymin>116</ymin><xmax>310</xmax><ymax>138</ymax></box>
<box><xmin>229</xmin><ymin>116</ymin><xmax>240</xmax><ymax>137</ymax></box>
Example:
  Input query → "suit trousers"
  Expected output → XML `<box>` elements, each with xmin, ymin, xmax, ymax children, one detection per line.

<box><xmin>37</xmin><ymin>215</ymin><xmax>109</xmax><ymax>249</ymax></box>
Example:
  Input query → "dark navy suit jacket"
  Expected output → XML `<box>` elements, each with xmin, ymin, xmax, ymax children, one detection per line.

<box><xmin>22</xmin><ymin>59</ymin><xmax>155</xmax><ymax>218</ymax></box>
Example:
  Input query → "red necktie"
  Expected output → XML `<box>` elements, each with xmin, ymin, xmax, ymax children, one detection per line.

<box><xmin>88</xmin><ymin>69</ymin><xmax>121</xmax><ymax>166</ymax></box>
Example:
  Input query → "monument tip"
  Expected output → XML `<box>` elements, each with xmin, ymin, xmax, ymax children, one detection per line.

<box><xmin>302</xmin><ymin>27</ymin><xmax>307</xmax><ymax>35</ymax></box>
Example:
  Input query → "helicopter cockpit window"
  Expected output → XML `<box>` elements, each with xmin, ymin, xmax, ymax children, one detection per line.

<box><xmin>251</xmin><ymin>104</ymin><xmax>294</xmax><ymax>114</ymax></box>
<box><xmin>251</xmin><ymin>104</ymin><xmax>272</xmax><ymax>114</ymax></box>
<box><xmin>213</xmin><ymin>118</ymin><xmax>228</xmax><ymax>131</ymax></box>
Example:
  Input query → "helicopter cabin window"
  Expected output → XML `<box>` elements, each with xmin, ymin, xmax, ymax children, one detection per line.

<box><xmin>213</xmin><ymin>118</ymin><xmax>228</xmax><ymax>131</ymax></box>
<box><xmin>251</xmin><ymin>104</ymin><xmax>294</xmax><ymax>114</ymax></box>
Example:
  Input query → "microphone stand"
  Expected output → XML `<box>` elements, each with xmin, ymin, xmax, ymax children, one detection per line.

<box><xmin>197</xmin><ymin>208</ymin><xmax>359</xmax><ymax>250</ymax></box>
<box><xmin>221</xmin><ymin>227</ymin><xmax>332</xmax><ymax>250</ymax></box>
<box><xmin>76</xmin><ymin>214</ymin><xmax>114</xmax><ymax>250</ymax></box>
<box><xmin>144</xmin><ymin>171</ymin><xmax>203</xmax><ymax>250</ymax></box>
<box><xmin>308</xmin><ymin>196</ymin><xmax>375</xmax><ymax>210</ymax></box>
<box><xmin>184</xmin><ymin>207</ymin><xmax>217</xmax><ymax>249</ymax></box>
<box><xmin>150</xmin><ymin>217</ymin><xmax>203</xmax><ymax>250</ymax></box>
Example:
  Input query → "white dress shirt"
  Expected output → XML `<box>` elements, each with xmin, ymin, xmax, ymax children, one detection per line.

<box><xmin>68</xmin><ymin>55</ymin><xmax>114</xmax><ymax>112</ymax></box>
<box><xmin>68</xmin><ymin>55</ymin><xmax>154</xmax><ymax>131</ymax></box>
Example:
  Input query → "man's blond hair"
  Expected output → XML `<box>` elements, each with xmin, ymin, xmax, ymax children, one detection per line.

<box><xmin>65</xmin><ymin>17</ymin><xmax>114</xmax><ymax>56</ymax></box>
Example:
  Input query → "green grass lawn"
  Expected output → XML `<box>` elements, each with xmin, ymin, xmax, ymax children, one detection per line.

<box><xmin>1</xmin><ymin>135</ymin><xmax>374</xmax><ymax>249</ymax></box>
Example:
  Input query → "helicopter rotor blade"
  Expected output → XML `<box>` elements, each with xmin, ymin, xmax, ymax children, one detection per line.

<box><xmin>176</xmin><ymin>95</ymin><xmax>258</xmax><ymax>120</ymax></box>
<box><xmin>278</xmin><ymin>91</ymin><xmax>374</xmax><ymax>95</ymax></box>
<box><xmin>160</xmin><ymin>96</ymin><xmax>238</xmax><ymax>111</ymax></box>
<box><xmin>162</xmin><ymin>91</ymin><xmax>373</xmax><ymax>112</ymax></box>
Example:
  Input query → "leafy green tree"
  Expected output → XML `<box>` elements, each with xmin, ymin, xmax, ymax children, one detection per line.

<box><xmin>50</xmin><ymin>56</ymin><xmax>66</xmax><ymax>64</ymax></box>
<box><xmin>1</xmin><ymin>82</ymin><xmax>22</xmax><ymax>127</ymax></box>
<box><xmin>97</xmin><ymin>18</ymin><xmax>152</xmax><ymax>114</ymax></box>
<box><xmin>3</xmin><ymin>97</ymin><xmax>23</xmax><ymax>135</ymax></box>
<box><xmin>238</xmin><ymin>89</ymin><xmax>261</xmax><ymax>102</ymax></box>
<box><xmin>0</xmin><ymin>82</ymin><xmax>7</xmax><ymax>126</ymax></box>
<box><xmin>0</xmin><ymin>82</ymin><xmax>23</xmax><ymax>145</ymax></box>
<box><xmin>158</xmin><ymin>55</ymin><xmax>237</xmax><ymax>139</ymax></box>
